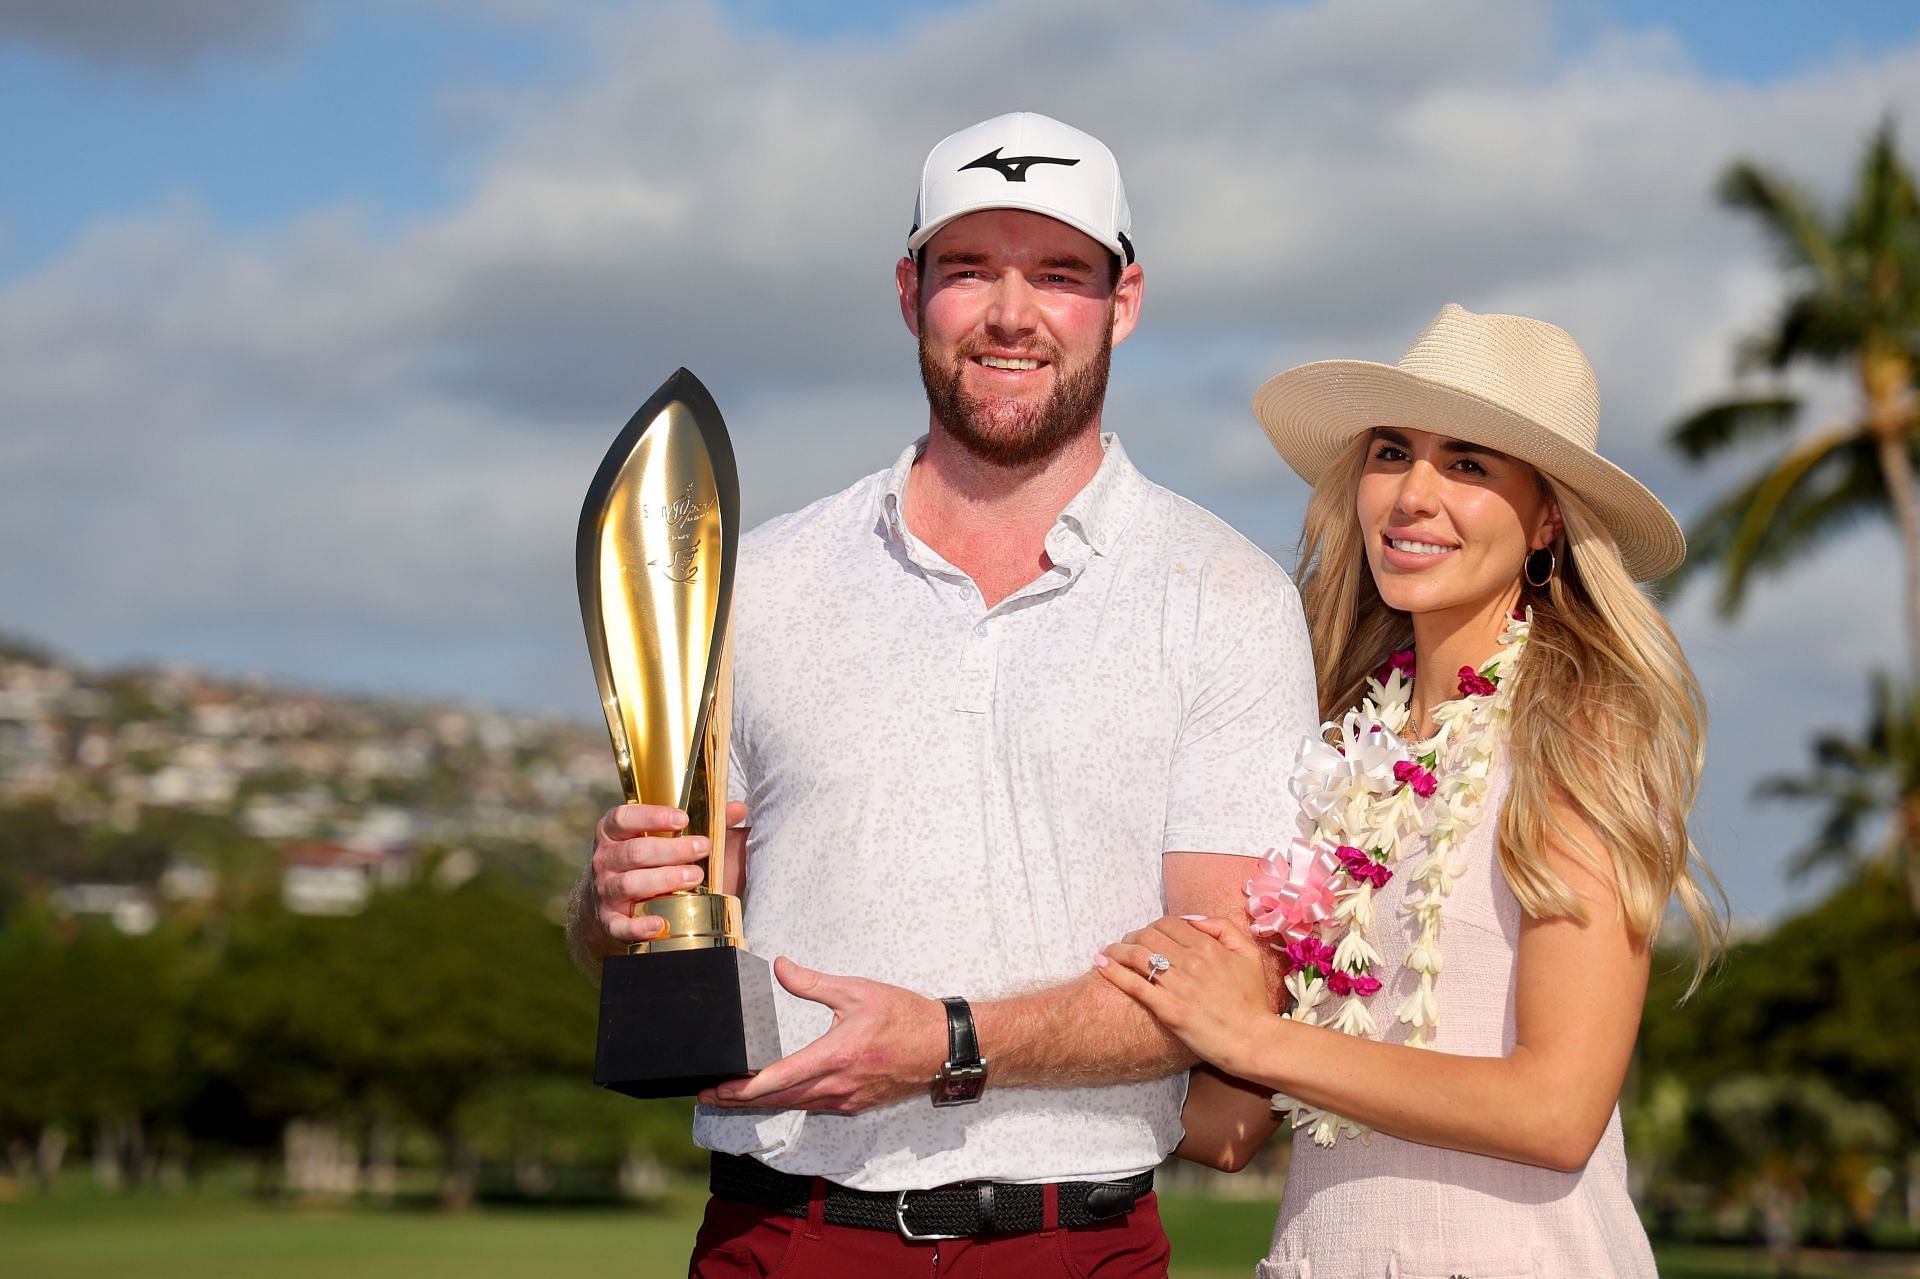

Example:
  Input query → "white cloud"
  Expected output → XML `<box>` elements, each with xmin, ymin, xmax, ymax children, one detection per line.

<box><xmin>2</xmin><ymin>0</ymin><xmax>1915</xmax><ymax>915</ymax></box>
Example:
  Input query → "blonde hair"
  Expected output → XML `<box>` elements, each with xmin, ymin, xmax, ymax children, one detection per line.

<box><xmin>1295</xmin><ymin>437</ymin><xmax>1726</xmax><ymax>993</ymax></box>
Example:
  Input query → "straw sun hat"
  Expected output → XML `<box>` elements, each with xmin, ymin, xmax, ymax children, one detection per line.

<box><xmin>1251</xmin><ymin>303</ymin><xmax>1684</xmax><ymax>582</ymax></box>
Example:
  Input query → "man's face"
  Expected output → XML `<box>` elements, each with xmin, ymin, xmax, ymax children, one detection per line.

<box><xmin>897</xmin><ymin>210</ymin><xmax>1143</xmax><ymax>467</ymax></box>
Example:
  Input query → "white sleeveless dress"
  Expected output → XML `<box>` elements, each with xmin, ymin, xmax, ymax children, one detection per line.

<box><xmin>1257</xmin><ymin>753</ymin><xmax>1657</xmax><ymax>1279</ymax></box>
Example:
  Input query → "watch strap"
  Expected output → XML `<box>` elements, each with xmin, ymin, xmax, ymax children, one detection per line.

<box><xmin>940</xmin><ymin>996</ymin><xmax>980</xmax><ymax>1066</ymax></box>
<box><xmin>931</xmin><ymin>996</ymin><xmax>987</xmax><ymax>1106</ymax></box>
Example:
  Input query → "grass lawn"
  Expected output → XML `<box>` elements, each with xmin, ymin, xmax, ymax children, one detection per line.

<box><xmin>3</xmin><ymin>1182</ymin><xmax>1914</xmax><ymax>1278</ymax></box>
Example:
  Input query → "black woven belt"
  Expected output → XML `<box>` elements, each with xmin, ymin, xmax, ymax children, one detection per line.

<box><xmin>710</xmin><ymin>1152</ymin><xmax>1153</xmax><ymax>1241</ymax></box>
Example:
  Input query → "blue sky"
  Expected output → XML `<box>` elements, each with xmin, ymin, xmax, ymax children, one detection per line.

<box><xmin>9</xmin><ymin>1</ymin><xmax>1919</xmax><ymax>282</ymax></box>
<box><xmin>2</xmin><ymin>0</ymin><xmax>1918</xmax><ymax>921</ymax></box>
<box><xmin>1574</xmin><ymin>0</ymin><xmax>1920</xmax><ymax>78</ymax></box>
<box><xmin>0</xmin><ymin>6</ymin><xmax>564</xmax><ymax>279</ymax></box>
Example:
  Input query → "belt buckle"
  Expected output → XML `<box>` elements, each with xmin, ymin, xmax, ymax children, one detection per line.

<box><xmin>894</xmin><ymin>1189</ymin><xmax>966</xmax><ymax>1242</ymax></box>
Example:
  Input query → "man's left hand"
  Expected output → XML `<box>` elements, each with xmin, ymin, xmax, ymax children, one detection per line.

<box><xmin>697</xmin><ymin>957</ymin><xmax>947</xmax><ymax>1113</ymax></box>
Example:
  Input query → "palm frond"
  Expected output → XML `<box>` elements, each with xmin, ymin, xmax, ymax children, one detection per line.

<box><xmin>1733</xmin><ymin>291</ymin><xmax>1872</xmax><ymax>374</ymax></box>
<box><xmin>1810</xmin><ymin>727</ymin><xmax>1880</xmax><ymax>772</ymax></box>
<box><xmin>1720</xmin><ymin>425</ymin><xmax>1869</xmax><ymax>607</ymax></box>
<box><xmin>1678</xmin><ymin>423</ymin><xmax>1868</xmax><ymax>614</ymax></box>
<box><xmin>1669</xmin><ymin>395</ymin><xmax>1801</xmax><ymax>462</ymax></box>
<box><xmin>1786</xmin><ymin>830</ymin><xmax>1874</xmax><ymax>882</ymax></box>
<box><xmin>1762</xmin><ymin>668</ymin><xmax>1917</xmax><ymax>882</ymax></box>
<box><xmin>1738</xmin><ymin>436</ymin><xmax>1890</xmax><ymax>575</ymax></box>
<box><xmin>1864</xmin><ymin>227</ymin><xmax>1920</xmax><ymax>341</ymax></box>
<box><xmin>1844</xmin><ymin>118</ymin><xmax>1920</xmax><ymax>258</ymax></box>
<box><xmin>1779</xmin><ymin>778</ymin><xmax>1900</xmax><ymax>880</ymax></box>
<box><xmin>1663</xmin><ymin>485</ymin><xmax>1751</xmax><ymax>597</ymax></box>
<box><xmin>1719</xmin><ymin>161</ymin><xmax>1842</xmax><ymax>290</ymax></box>
<box><xmin>1866</xmin><ymin>673</ymin><xmax>1920</xmax><ymax>788</ymax></box>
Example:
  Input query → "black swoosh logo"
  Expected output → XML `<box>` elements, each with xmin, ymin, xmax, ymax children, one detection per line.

<box><xmin>958</xmin><ymin>147</ymin><xmax>1080</xmax><ymax>183</ymax></box>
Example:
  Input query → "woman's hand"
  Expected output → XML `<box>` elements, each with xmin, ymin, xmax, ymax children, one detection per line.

<box><xmin>1096</xmin><ymin>916</ymin><xmax>1275</xmax><ymax>1076</ymax></box>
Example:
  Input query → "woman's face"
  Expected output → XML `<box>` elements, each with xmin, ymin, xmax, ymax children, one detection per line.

<box><xmin>1354</xmin><ymin>426</ymin><xmax>1562</xmax><ymax>623</ymax></box>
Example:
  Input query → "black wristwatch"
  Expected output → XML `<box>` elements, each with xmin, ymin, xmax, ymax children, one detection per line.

<box><xmin>930</xmin><ymin>996</ymin><xmax>988</xmax><ymax>1106</ymax></box>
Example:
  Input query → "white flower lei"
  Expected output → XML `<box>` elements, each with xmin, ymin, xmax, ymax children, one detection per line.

<box><xmin>1264</xmin><ymin>608</ymin><xmax>1530</xmax><ymax>1147</ymax></box>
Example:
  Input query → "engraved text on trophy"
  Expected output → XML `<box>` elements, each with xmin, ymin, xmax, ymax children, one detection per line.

<box><xmin>646</xmin><ymin>482</ymin><xmax>716</xmax><ymax>584</ymax></box>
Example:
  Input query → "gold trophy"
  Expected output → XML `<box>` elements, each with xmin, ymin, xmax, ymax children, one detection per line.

<box><xmin>577</xmin><ymin>368</ymin><xmax>780</xmax><ymax>1099</ymax></box>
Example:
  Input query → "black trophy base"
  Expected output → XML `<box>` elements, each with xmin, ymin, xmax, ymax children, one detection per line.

<box><xmin>594</xmin><ymin>945</ymin><xmax>782</xmax><ymax>1099</ymax></box>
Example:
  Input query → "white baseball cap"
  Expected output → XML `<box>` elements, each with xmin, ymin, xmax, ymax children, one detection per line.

<box><xmin>908</xmin><ymin>112</ymin><xmax>1135</xmax><ymax>265</ymax></box>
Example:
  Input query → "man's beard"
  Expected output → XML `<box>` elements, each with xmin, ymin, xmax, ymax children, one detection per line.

<box><xmin>918</xmin><ymin>314</ymin><xmax>1114</xmax><ymax>467</ymax></box>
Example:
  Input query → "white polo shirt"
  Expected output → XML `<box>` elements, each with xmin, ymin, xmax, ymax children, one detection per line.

<box><xmin>695</xmin><ymin>434</ymin><xmax>1316</xmax><ymax>1189</ymax></box>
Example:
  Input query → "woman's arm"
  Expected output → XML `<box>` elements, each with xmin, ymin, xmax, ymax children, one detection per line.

<box><xmin>1174</xmin><ymin>1064</ymin><xmax>1284</xmax><ymax>1172</ymax></box>
<box><xmin>1101</xmin><ymin>802</ymin><xmax>1649</xmax><ymax>1172</ymax></box>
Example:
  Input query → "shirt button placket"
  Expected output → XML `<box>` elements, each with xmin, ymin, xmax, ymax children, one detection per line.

<box><xmin>956</xmin><ymin>615</ymin><xmax>995</xmax><ymax>714</ymax></box>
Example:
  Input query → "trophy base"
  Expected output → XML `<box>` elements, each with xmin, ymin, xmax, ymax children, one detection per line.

<box><xmin>594</xmin><ymin>945</ymin><xmax>783</xmax><ymax>1099</ymax></box>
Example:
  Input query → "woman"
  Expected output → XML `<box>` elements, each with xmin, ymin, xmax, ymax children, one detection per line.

<box><xmin>1096</xmin><ymin>304</ymin><xmax>1724</xmax><ymax>1277</ymax></box>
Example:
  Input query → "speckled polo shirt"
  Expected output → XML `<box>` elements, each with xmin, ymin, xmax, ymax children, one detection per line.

<box><xmin>695</xmin><ymin>433</ymin><xmax>1317</xmax><ymax>1190</ymax></box>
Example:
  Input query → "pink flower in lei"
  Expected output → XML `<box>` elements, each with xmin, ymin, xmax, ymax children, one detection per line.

<box><xmin>1280</xmin><ymin>934</ymin><xmax>1337</xmax><ymax>976</ymax></box>
<box><xmin>1393</xmin><ymin>759</ymin><xmax>1438</xmax><ymax>797</ymax></box>
<box><xmin>1334</xmin><ymin>844</ymin><xmax>1391</xmax><ymax>889</ymax></box>
<box><xmin>1326</xmin><ymin>971</ymin><xmax>1383</xmax><ymax>997</ymax></box>
<box><xmin>1456</xmin><ymin>665</ymin><xmax>1498</xmax><ymax>697</ymax></box>
<box><xmin>1372</xmin><ymin>648</ymin><xmax>1416</xmax><ymax>683</ymax></box>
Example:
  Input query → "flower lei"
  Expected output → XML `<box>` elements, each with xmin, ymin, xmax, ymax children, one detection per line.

<box><xmin>1245</xmin><ymin>607</ymin><xmax>1530</xmax><ymax>1147</ymax></box>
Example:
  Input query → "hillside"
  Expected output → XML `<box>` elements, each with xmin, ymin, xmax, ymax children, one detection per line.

<box><xmin>0</xmin><ymin>633</ymin><xmax>619</xmax><ymax>925</ymax></box>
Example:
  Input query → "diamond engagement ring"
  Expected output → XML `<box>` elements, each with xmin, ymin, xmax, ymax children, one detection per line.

<box><xmin>1146</xmin><ymin>953</ymin><xmax>1172</xmax><ymax>983</ymax></box>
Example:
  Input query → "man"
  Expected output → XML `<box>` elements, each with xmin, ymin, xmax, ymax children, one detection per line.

<box><xmin>570</xmin><ymin>112</ymin><xmax>1316</xmax><ymax>1277</ymax></box>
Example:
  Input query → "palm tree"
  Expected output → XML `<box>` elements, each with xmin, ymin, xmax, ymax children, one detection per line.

<box><xmin>1669</xmin><ymin>119</ymin><xmax>1920</xmax><ymax>676</ymax></box>
<box><xmin>1760</xmin><ymin>672</ymin><xmax>1920</xmax><ymax>911</ymax></box>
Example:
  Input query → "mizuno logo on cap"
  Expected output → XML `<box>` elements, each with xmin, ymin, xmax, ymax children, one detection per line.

<box><xmin>959</xmin><ymin>147</ymin><xmax>1080</xmax><ymax>182</ymax></box>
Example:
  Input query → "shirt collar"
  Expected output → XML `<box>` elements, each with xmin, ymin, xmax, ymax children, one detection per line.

<box><xmin>1054</xmin><ymin>433</ymin><xmax>1144</xmax><ymax>558</ymax></box>
<box><xmin>878</xmin><ymin>433</ymin><xmax>1146</xmax><ymax>561</ymax></box>
<box><xmin>879</xmin><ymin>436</ymin><xmax>924</xmax><ymax>544</ymax></box>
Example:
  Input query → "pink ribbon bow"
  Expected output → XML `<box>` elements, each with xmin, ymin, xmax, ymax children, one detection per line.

<box><xmin>1246</xmin><ymin>837</ymin><xmax>1342</xmax><ymax>943</ymax></box>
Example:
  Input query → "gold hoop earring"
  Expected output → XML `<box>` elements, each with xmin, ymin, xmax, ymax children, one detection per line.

<box><xmin>1524</xmin><ymin>547</ymin><xmax>1555</xmax><ymax>588</ymax></box>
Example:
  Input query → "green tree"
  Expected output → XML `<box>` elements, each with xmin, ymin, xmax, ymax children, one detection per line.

<box><xmin>1668</xmin><ymin>120</ymin><xmax>1920</xmax><ymax>670</ymax></box>
<box><xmin>1685</xmin><ymin>1073</ymin><xmax>1896</xmax><ymax>1268</ymax></box>
<box><xmin>0</xmin><ymin>918</ymin><xmax>195</xmax><ymax>1190</ymax></box>
<box><xmin>177</xmin><ymin>871</ymin><xmax>608</xmax><ymax>1206</ymax></box>
<box><xmin>303</xmin><ymin>870</ymin><xmax>599</xmax><ymax>1208</ymax></box>
<box><xmin>1639</xmin><ymin>870</ymin><xmax>1920</xmax><ymax>1239</ymax></box>
<box><xmin>182</xmin><ymin>906</ymin><xmax>359</xmax><ymax>1180</ymax></box>
<box><xmin>0</xmin><ymin>800</ymin><xmax>88</xmax><ymax>925</ymax></box>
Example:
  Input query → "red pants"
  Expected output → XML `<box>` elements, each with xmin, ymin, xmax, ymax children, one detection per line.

<box><xmin>689</xmin><ymin>1179</ymin><xmax>1171</xmax><ymax>1278</ymax></box>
